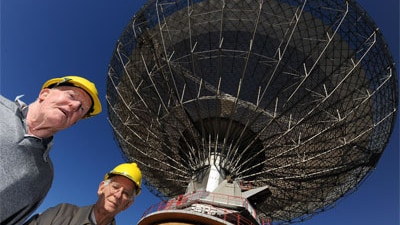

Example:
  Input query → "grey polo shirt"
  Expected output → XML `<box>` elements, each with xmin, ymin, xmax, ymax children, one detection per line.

<box><xmin>0</xmin><ymin>95</ymin><xmax>54</xmax><ymax>225</ymax></box>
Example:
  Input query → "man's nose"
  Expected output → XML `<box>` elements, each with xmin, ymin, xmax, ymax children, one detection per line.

<box><xmin>70</xmin><ymin>101</ymin><xmax>82</xmax><ymax>112</ymax></box>
<box><xmin>112</xmin><ymin>188</ymin><xmax>123</xmax><ymax>198</ymax></box>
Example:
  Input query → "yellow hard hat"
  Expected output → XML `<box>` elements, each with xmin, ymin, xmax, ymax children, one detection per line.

<box><xmin>104</xmin><ymin>162</ymin><xmax>142</xmax><ymax>195</ymax></box>
<box><xmin>42</xmin><ymin>76</ymin><xmax>102</xmax><ymax>118</ymax></box>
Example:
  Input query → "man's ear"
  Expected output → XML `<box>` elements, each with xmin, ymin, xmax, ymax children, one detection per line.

<box><xmin>38</xmin><ymin>89</ymin><xmax>50</xmax><ymax>101</ymax></box>
<box><xmin>97</xmin><ymin>181</ymin><xmax>106</xmax><ymax>196</ymax></box>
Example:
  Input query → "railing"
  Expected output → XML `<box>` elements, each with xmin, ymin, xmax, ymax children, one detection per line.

<box><xmin>141</xmin><ymin>190</ymin><xmax>271</xmax><ymax>225</ymax></box>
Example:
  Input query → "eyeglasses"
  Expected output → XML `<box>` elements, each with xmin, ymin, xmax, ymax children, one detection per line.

<box><xmin>108</xmin><ymin>182</ymin><xmax>136</xmax><ymax>200</ymax></box>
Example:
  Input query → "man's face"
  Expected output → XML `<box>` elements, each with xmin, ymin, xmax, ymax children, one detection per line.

<box><xmin>97</xmin><ymin>176</ymin><xmax>136</xmax><ymax>216</ymax></box>
<box><xmin>37</xmin><ymin>86</ymin><xmax>92</xmax><ymax>130</ymax></box>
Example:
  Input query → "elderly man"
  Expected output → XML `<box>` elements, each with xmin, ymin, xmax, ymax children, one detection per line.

<box><xmin>24</xmin><ymin>162</ymin><xmax>142</xmax><ymax>225</ymax></box>
<box><xmin>0</xmin><ymin>76</ymin><xmax>102</xmax><ymax>225</ymax></box>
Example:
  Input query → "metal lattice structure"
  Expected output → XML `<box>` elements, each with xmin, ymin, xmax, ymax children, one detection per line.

<box><xmin>106</xmin><ymin>0</ymin><xmax>398</xmax><ymax>224</ymax></box>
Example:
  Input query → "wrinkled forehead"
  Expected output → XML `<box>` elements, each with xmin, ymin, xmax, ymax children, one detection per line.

<box><xmin>110</xmin><ymin>175</ymin><xmax>136</xmax><ymax>193</ymax></box>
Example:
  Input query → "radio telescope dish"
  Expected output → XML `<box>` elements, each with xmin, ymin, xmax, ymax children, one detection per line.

<box><xmin>106</xmin><ymin>0</ymin><xmax>398</xmax><ymax>224</ymax></box>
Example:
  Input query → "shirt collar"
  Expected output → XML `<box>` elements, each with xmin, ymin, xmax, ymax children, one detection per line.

<box><xmin>15</xmin><ymin>95</ymin><xmax>54</xmax><ymax>161</ymax></box>
<box><xmin>89</xmin><ymin>208</ymin><xmax>115</xmax><ymax>225</ymax></box>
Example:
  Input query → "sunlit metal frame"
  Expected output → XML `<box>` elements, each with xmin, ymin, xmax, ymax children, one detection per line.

<box><xmin>106</xmin><ymin>0</ymin><xmax>398</xmax><ymax>224</ymax></box>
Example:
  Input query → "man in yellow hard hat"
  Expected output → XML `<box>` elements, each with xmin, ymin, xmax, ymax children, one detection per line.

<box><xmin>0</xmin><ymin>76</ymin><xmax>102</xmax><ymax>225</ymax></box>
<box><xmin>24</xmin><ymin>162</ymin><xmax>142</xmax><ymax>225</ymax></box>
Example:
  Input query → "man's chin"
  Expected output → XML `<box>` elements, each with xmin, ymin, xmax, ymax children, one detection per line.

<box><xmin>47</xmin><ymin>116</ymin><xmax>70</xmax><ymax>129</ymax></box>
<box><xmin>104</xmin><ymin>203</ymin><xmax>119</xmax><ymax>212</ymax></box>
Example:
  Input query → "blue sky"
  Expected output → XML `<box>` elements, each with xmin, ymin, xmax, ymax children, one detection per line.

<box><xmin>0</xmin><ymin>1</ymin><xmax>398</xmax><ymax>225</ymax></box>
